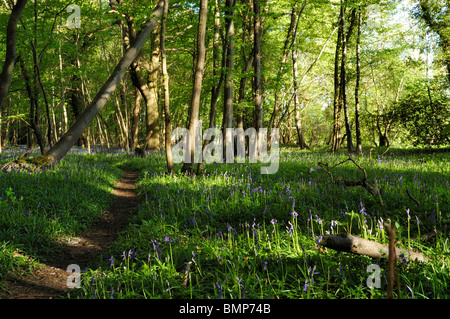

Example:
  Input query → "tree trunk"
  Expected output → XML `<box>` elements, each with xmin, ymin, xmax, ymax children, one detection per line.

<box><xmin>0</xmin><ymin>0</ymin><xmax>28</xmax><ymax>112</ymax></box>
<box><xmin>268</xmin><ymin>1</ymin><xmax>306</xmax><ymax>131</ymax></box>
<box><xmin>208</xmin><ymin>0</ymin><xmax>222</xmax><ymax>130</ymax></box>
<box><xmin>354</xmin><ymin>7</ymin><xmax>362</xmax><ymax>155</ymax></box>
<box><xmin>340</xmin><ymin>5</ymin><xmax>356</xmax><ymax>153</ymax></box>
<box><xmin>223</xmin><ymin>0</ymin><xmax>236</xmax><ymax>161</ymax></box>
<box><xmin>32</xmin><ymin>0</ymin><xmax>165</xmax><ymax>164</ymax></box>
<box><xmin>31</xmin><ymin>41</ymin><xmax>53</xmax><ymax>148</ymax></box>
<box><xmin>160</xmin><ymin>0</ymin><xmax>173</xmax><ymax>174</ymax></box>
<box><xmin>18</xmin><ymin>56</ymin><xmax>45</xmax><ymax>155</ymax></box>
<box><xmin>181</xmin><ymin>0</ymin><xmax>208</xmax><ymax>173</ymax></box>
<box><xmin>145</xmin><ymin>29</ymin><xmax>161</xmax><ymax>151</ymax></box>
<box><xmin>292</xmin><ymin>50</ymin><xmax>309</xmax><ymax>150</ymax></box>
<box><xmin>253</xmin><ymin>0</ymin><xmax>263</xmax><ymax>156</ymax></box>
<box><xmin>331</xmin><ymin>3</ymin><xmax>344</xmax><ymax>152</ymax></box>
<box><xmin>131</xmin><ymin>88</ymin><xmax>142</xmax><ymax>149</ymax></box>
<box><xmin>320</xmin><ymin>233</ymin><xmax>427</xmax><ymax>263</ymax></box>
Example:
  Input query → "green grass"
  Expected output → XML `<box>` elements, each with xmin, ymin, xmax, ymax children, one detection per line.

<box><xmin>68</xmin><ymin>147</ymin><xmax>449</xmax><ymax>299</ymax></box>
<box><xmin>0</xmin><ymin>146</ymin><xmax>123</xmax><ymax>281</ymax></box>
<box><xmin>0</xmin><ymin>146</ymin><xmax>448</xmax><ymax>299</ymax></box>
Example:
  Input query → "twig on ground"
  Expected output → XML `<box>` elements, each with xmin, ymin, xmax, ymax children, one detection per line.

<box><xmin>406</xmin><ymin>188</ymin><xmax>420</xmax><ymax>208</ymax></box>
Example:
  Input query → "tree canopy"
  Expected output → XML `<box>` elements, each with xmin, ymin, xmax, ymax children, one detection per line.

<box><xmin>0</xmin><ymin>0</ymin><xmax>448</xmax><ymax>167</ymax></box>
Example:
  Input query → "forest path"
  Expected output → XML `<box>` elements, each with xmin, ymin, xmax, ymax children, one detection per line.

<box><xmin>1</xmin><ymin>169</ymin><xmax>142</xmax><ymax>299</ymax></box>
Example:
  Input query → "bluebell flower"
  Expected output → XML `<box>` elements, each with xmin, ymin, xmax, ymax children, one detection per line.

<box><xmin>400</xmin><ymin>253</ymin><xmax>407</xmax><ymax>266</ymax></box>
<box><xmin>406</xmin><ymin>285</ymin><xmax>414</xmax><ymax>299</ymax></box>
<box><xmin>164</xmin><ymin>236</ymin><xmax>173</xmax><ymax>243</ymax></box>
<box><xmin>215</xmin><ymin>282</ymin><xmax>222</xmax><ymax>299</ymax></box>
<box><xmin>287</xmin><ymin>221</ymin><xmax>294</xmax><ymax>237</ymax></box>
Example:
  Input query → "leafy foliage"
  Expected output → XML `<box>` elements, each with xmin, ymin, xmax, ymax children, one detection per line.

<box><xmin>394</xmin><ymin>79</ymin><xmax>449</xmax><ymax>146</ymax></box>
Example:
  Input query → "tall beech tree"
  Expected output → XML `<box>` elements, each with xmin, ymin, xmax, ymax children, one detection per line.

<box><xmin>160</xmin><ymin>0</ymin><xmax>173</xmax><ymax>174</ymax></box>
<box><xmin>181</xmin><ymin>0</ymin><xmax>208</xmax><ymax>173</ymax></box>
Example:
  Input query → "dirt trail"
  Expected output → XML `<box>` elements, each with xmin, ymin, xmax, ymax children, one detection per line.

<box><xmin>1</xmin><ymin>169</ymin><xmax>141</xmax><ymax>299</ymax></box>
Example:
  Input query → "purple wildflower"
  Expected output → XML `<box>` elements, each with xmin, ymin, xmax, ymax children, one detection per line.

<box><xmin>164</xmin><ymin>236</ymin><xmax>173</xmax><ymax>243</ymax></box>
<box><xmin>215</xmin><ymin>282</ymin><xmax>222</xmax><ymax>299</ymax></box>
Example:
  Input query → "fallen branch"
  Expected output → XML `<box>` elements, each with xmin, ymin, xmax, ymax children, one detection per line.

<box><xmin>316</xmin><ymin>157</ymin><xmax>384</xmax><ymax>209</ymax></box>
<box><xmin>319</xmin><ymin>233</ymin><xmax>427</xmax><ymax>263</ymax></box>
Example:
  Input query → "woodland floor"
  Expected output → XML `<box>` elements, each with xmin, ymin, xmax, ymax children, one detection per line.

<box><xmin>0</xmin><ymin>169</ymin><xmax>141</xmax><ymax>299</ymax></box>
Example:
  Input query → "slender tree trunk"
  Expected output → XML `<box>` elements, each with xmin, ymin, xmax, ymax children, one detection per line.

<box><xmin>161</xmin><ymin>0</ymin><xmax>173</xmax><ymax>174</ymax></box>
<box><xmin>253</xmin><ymin>0</ymin><xmax>263</xmax><ymax>156</ymax></box>
<box><xmin>292</xmin><ymin>50</ymin><xmax>309</xmax><ymax>149</ymax></box>
<box><xmin>0</xmin><ymin>0</ymin><xmax>28</xmax><ymax>112</ymax></box>
<box><xmin>31</xmin><ymin>42</ymin><xmax>53</xmax><ymax>147</ymax></box>
<box><xmin>354</xmin><ymin>7</ymin><xmax>362</xmax><ymax>155</ymax></box>
<box><xmin>209</xmin><ymin>0</ymin><xmax>235</xmax><ymax>131</ymax></box>
<box><xmin>33</xmin><ymin>1</ymin><xmax>165</xmax><ymax>164</ymax></box>
<box><xmin>331</xmin><ymin>3</ymin><xmax>344</xmax><ymax>152</ymax></box>
<box><xmin>18</xmin><ymin>56</ymin><xmax>45</xmax><ymax>154</ymax></box>
<box><xmin>268</xmin><ymin>1</ymin><xmax>306</xmax><ymax>131</ymax></box>
<box><xmin>223</xmin><ymin>0</ymin><xmax>236</xmax><ymax>160</ymax></box>
<box><xmin>340</xmin><ymin>6</ymin><xmax>356</xmax><ymax>153</ymax></box>
<box><xmin>131</xmin><ymin>88</ymin><xmax>142</xmax><ymax>149</ymax></box>
<box><xmin>208</xmin><ymin>0</ymin><xmax>221</xmax><ymax>130</ymax></box>
<box><xmin>181</xmin><ymin>0</ymin><xmax>208</xmax><ymax>173</ymax></box>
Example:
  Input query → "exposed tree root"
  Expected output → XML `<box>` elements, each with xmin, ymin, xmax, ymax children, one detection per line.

<box><xmin>0</xmin><ymin>150</ymin><xmax>52</xmax><ymax>172</ymax></box>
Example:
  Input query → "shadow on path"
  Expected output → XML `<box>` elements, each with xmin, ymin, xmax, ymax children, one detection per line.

<box><xmin>1</xmin><ymin>169</ymin><xmax>142</xmax><ymax>299</ymax></box>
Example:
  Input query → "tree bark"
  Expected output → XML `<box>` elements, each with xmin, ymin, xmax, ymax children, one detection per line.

<box><xmin>18</xmin><ymin>56</ymin><xmax>45</xmax><ymax>154</ymax></box>
<box><xmin>160</xmin><ymin>0</ymin><xmax>174</xmax><ymax>174</ymax></box>
<box><xmin>320</xmin><ymin>233</ymin><xmax>427</xmax><ymax>263</ymax></box>
<box><xmin>0</xmin><ymin>0</ymin><xmax>28</xmax><ymax>112</ymax></box>
<box><xmin>292</xmin><ymin>50</ymin><xmax>309</xmax><ymax>149</ymax></box>
<box><xmin>340</xmin><ymin>5</ymin><xmax>356</xmax><ymax>153</ymax></box>
<box><xmin>331</xmin><ymin>3</ymin><xmax>344</xmax><ymax>152</ymax></box>
<box><xmin>145</xmin><ymin>29</ymin><xmax>161</xmax><ymax>151</ymax></box>
<box><xmin>253</xmin><ymin>0</ymin><xmax>263</xmax><ymax>156</ymax></box>
<box><xmin>32</xmin><ymin>0</ymin><xmax>165</xmax><ymax>164</ymax></box>
<box><xmin>181</xmin><ymin>0</ymin><xmax>208</xmax><ymax>173</ymax></box>
<box><xmin>131</xmin><ymin>88</ymin><xmax>142</xmax><ymax>149</ymax></box>
<box><xmin>223</xmin><ymin>0</ymin><xmax>236</xmax><ymax>161</ymax></box>
<box><xmin>208</xmin><ymin>0</ymin><xmax>222</xmax><ymax>130</ymax></box>
<box><xmin>354</xmin><ymin>7</ymin><xmax>362</xmax><ymax>155</ymax></box>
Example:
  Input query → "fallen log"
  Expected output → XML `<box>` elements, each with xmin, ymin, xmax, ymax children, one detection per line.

<box><xmin>319</xmin><ymin>233</ymin><xmax>427</xmax><ymax>263</ymax></box>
